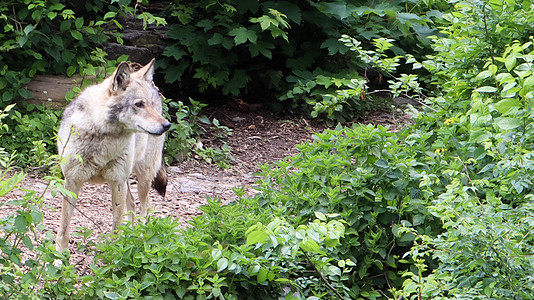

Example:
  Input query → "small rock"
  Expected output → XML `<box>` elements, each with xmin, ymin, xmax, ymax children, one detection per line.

<box><xmin>232</xmin><ymin>117</ymin><xmax>246</xmax><ymax>122</ymax></box>
<box><xmin>168</xmin><ymin>166</ymin><xmax>183</xmax><ymax>173</ymax></box>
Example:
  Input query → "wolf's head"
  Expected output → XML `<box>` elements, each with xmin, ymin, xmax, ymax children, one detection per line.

<box><xmin>106</xmin><ymin>59</ymin><xmax>171</xmax><ymax>135</ymax></box>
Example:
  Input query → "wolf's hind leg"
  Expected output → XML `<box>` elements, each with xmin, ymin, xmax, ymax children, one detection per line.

<box><xmin>56</xmin><ymin>179</ymin><xmax>82</xmax><ymax>253</ymax></box>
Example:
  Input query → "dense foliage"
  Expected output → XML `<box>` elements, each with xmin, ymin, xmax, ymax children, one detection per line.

<box><xmin>159</xmin><ymin>0</ymin><xmax>446</xmax><ymax>120</ymax></box>
<box><xmin>3</xmin><ymin>0</ymin><xmax>534</xmax><ymax>299</ymax></box>
<box><xmin>0</xmin><ymin>0</ymin><xmax>448</xmax><ymax>164</ymax></box>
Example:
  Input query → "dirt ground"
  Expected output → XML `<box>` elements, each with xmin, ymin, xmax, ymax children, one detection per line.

<box><xmin>0</xmin><ymin>102</ymin><xmax>410</xmax><ymax>271</ymax></box>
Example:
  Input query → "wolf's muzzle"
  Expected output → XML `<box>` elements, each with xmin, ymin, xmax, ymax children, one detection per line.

<box><xmin>162</xmin><ymin>121</ymin><xmax>171</xmax><ymax>132</ymax></box>
<box><xmin>152</xmin><ymin>121</ymin><xmax>171</xmax><ymax>136</ymax></box>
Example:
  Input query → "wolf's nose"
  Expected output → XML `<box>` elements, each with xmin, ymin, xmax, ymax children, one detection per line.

<box><xmin>162</xmin><ymin>121</ymin><xmax>171</xmax><ymax>132</ymax></box>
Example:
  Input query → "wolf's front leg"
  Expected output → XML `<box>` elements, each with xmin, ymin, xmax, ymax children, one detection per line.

<box><xmin>111</xmin><ymin>181</ymin><xmax>131</xmax><ymax>230</ymax></box>
<box><xmin>137</xmin><ymin>173</ymin><xmax>152</xmax><ymax>217</ymax></box>
<box><xmin>56</xmin><ymin>179</ymin><xmax>82</xmax><ymax>253</ymax></box>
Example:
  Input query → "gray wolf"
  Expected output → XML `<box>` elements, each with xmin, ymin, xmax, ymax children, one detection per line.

<box><xmin>55</xmin><ymin>59</ymin><xmax>170</xmax><ymax>252</ymax></box>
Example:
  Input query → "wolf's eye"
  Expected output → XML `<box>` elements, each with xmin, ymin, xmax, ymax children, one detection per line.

<box><xmin>134</xmin><ymin>100</ymin><xmax>145</xmax><ymax>108</ymax></box>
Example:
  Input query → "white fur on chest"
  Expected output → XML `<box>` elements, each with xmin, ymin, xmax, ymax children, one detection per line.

<box><xmin>59</xmin><ymin>125</ymin><xmax>136</xmax><ymax>184</ymax></box>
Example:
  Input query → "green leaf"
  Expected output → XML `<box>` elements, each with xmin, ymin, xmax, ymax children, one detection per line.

<box><xmin>523</xmin><ymin>75</ymin><xmax>534</xmax><ymax>88</ymax></box>
<box><xmin>317</xmin><ymin>2</ymin><xmax>356</xmax><ymax>20</ymax></box>
<box><xmin>104</xmin><ymin>11</ymin><xmax>116</xmax><ymax>19</ymax></box>
<box><xmin>246</xmin><ymin>230</ymin><xmax>268</xmax><ymax>245</ymax></box>
<box><xmin>495</xmin><ymin>117</ymin><xmax>521</xmax><ymax>130</ymax></box>
<box><xmin>277</xmin><ymin>1</ymin><xmax>301</xmax><ymax>24</ymax></box>
<box><xmin>104</xmin><ymin>292</ymin><xmax>120</xmax><ymax>300</ymax></box>
<box><xmin>396</xmin><ymin>13</ymin><xmax>421</xmax><ymax>24</ymax></box>
<box><xmin>257</xmin><ymin>269</ymin><xmax>268</xmax><ymax>283</ymax></box>
<box><xmin>60</xmin><ymin>20</ymin><xmax>71</xmax><ymax>32</ymax></box>
<box><xmin>17</xmin><ymin>36</ymin><xmax>29</xmax><ymax>48</ymax></box>
<box><xmin>484</xmin><ymin>281</ymin><xmax>496</xmax><ymax>297</ymax></box>
<box><xmin>469</xmin><ymin>130</ymin><xmax>491</xmax><ymax>143</ymax></box>
<box><xmin>426</xmin><ymin>9</ymin><xmax>445</xmax><ymax>19</ymax></box>
<box><xmin>75</xmin><ymin>17</ymin><xmax>84</xmax><ymax>29</ymax></box>
<box><xmin>198</xmin><ymin>115</ymin><xmax>211</xmax><ymax>125</ymax></box>
<box><xmin>70</xmin><ymin>30</ymin><xmax>83</xmax><ymax>40</ymax></box>
<box><xmin>212</xmin><ymin>248</ymin><xmax>222</xmax><ymax>260</ymax></box>
<box><xmin>163</xmin><ymin>63</ymin><xmax>187</xmax><ymax>83</ymax></box>
<box><xmin>18</xmin><ymin>89</ymin><xmax>32</xmax><ymax>99</ymax></box>
<box><xmin>52</xmin><ymin>35</ymin><xmax>63</xmax><ymax>47</ymax></box>
<box><xmin>15</xmin><ymin>215</ymin><xmax>27</xmax><ymax>232</ymax></box>
<box><xmin>321</xmin><ymin>38</ymin><xmax>349</xmax><ymax>55</ymax></box>
<box><xmin>251</xmin><ymin>15</ymin><xmax>276</xmax><ymax>31</ymax></box>
<box><xmin>208</xmin><ymin>33</ymin><xmax>223</xmax><ymax>46</ymax></box>
<box><xmin>217</xmin><ymin>258</ymin><xmax>228</xmax><ymax>272</ymax></box>
<box><xmin>505</xmin><ymin>53</ymin><xmax>517</xmax><ymax>71</ymax></box>
<box><xmin>475</xmin><ymin>70</ymin><xmax>493</xmax><ymax>81</ymax></box>
<box><xmin>224</xmin><ymin>69</ymin><xmax>248</xmax><ymax>95</ymax></box>
<box><xmin>22</xmin><ymin>235</ymin><xmax>33</xmax><ymax>250</ymax></box>
<box><xmin>315</xmin><ymin>75</ymin><xmax>333</xmax><ymax>88</ymax></box>
<box><xmin>67</xmin><ymin>66</ymin><xmax>77</xmax><ymax>77</ymax></box>
<box><xmin>47</xmin><ymin>11</ymin><xmax>57</xmax><ymax>19</ymax></box>
<box><xmin>23</xmin><ymin>24</ymin><xmax>35</xmax><ymax>36</ymax></box>
<box><xmin>475</xmin><ymin>86</ymin><xmax>497</xmax><ymax>93</ymax></box>
<box><xmin>494</xmin><ymin>98</ymin><xmax>521</xmax><ymax>115</ymax></box>
<box><xmin>299</xmin><ymin>239</ymin><xmax>321</xmax><ymax>253</ymax></box>
<box><xmin>61</xmin><ymin>50</ymin><xmax>76</xmax><ymax>64</ymax></box>
<box><xmin>162</xmin><ymin>47</ymin><xmax>186</xmax><ymax>61</ymax></box>
<box><xmin>228</xmin><ymin>27</ymin><xmax>257</xmax><ymax>45</ymax></box>
<box><xmin>314</xmin><ymin>211</ymin><xmax>326</xmax><ymax>221</ymax></box>
<box><xmin>248</xmin><ymin>41</ymin><xmax>273</xmax><ymax>58</ymax></box>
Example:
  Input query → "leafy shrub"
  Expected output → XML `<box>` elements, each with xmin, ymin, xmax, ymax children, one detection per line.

<box><xmin>420</xmin><ymin>0</ymin><xmax>534</xmax><ymax>96</ymax></box>
<box><xmin>0</xmin><ymin>0</ymin><xmax>114</xmax><ymax>100</ymax></box>
<box><xmin>160</xmin><ymin>0</ymin><xmax>447</xmax><ymax>119</ymax></box>
<box><xmin>251</xmin><ymin>123</ymin><xmax>445</xmax><ymax>298</ymax></box>
<box><xmin>0</xmin><ymin>104</ymin><xmax>61</xmax><ymax>167</ymax></box>
<box><xmin>163</xmin><ymin>97</ymin><xmax>235</xmax><ymax>166</ymax></box>
<box><xmin>388</xmin><ymin>1</ymin><xmax>534</xmax><ymax>298</ymax></box>
<box><xmin>163</xmin><ymin>97</ymin><xmax>207</xmax><ymax>162</ymax></box>
<box><xmin>83</xmin><ymin>209</ymin><xmax>346</xmax><ymax>299</ymax></box>
<box><xmin>0</xmin><ymin>153</ymin><xmax>79</xmax><ymax>299</ymax></box>
<box><xmin>391</xmin><ymin>36</ymin><xmax>534</xmax><ymax>299</ymax></box>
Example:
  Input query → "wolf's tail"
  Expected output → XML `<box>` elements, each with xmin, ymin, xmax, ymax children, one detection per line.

<box><xmin>152</xmin><ymin>158</ymin><xmax>168</xmax><ymax>197</ymax></box>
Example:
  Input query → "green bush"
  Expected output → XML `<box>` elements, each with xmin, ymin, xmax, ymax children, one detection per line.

<box><xmin>0</xmin><ymin>0</ymin><xmax>116</xmax><ymax>98</ymax></box>
<box><xmin>0</xmin><ymin>0</ymin><xmax>449</xmax><ymax>164</ymax></box>
<box><xmin>0</xmin><ymin>154</ymin><xmax>79</xmax><ymax>299</ymax></box>
<box><xmin>389</xmin><ymin>1</ymin><xmax>534</xmax><ymax>298</ymax></box>
<box><xmin>160</xmin><ymin>0</ymin><xmax>448</xmax><ymax>119</ymax></box>
<box><xmin>82</xmin><ymin>210</ymin><xmax>346</xmax><ymax>299</ymax></box>
<box><xmin>393</xmin><ymin>40</ymin><xmax>534</xmax><ymax>300</ymax></box>
<box><xmin>251</xmin><ymin>123</ymin><xmax>445</xmax><ymax>298</ymax></box>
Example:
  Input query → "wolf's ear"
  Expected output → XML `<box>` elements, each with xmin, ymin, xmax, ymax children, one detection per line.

<box><xmin>137</xmin><ymin>58</ymin><xmax>155</xmax><ymax>82</ymax></box>
<box><xmin>111</xmin><ymin>62</ymin><xmax>131</xmax><ymax>93</ymax></box>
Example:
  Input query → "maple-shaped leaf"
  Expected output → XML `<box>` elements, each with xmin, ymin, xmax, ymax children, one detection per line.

<box><xmin>228</xmin><ymin>26</ymin><xmax>257</xmax><ymax>45</ymax></box>
<box><xmin>321</xmin><ymin>38</ymin><xmax>349</xmax><ymax>55</ymax></box>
